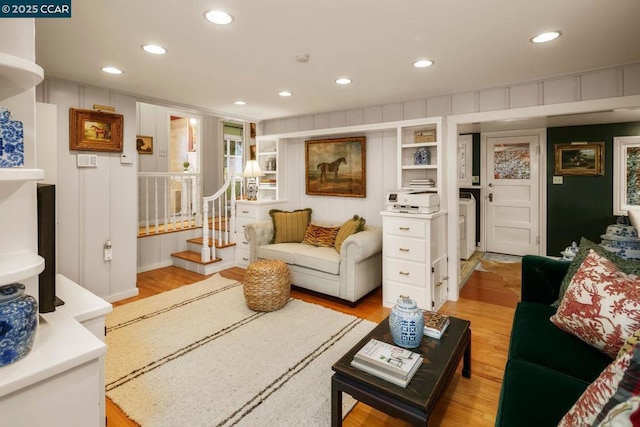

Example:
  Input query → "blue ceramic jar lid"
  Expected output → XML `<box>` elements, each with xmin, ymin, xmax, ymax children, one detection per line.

<box><xmin>395</xmin><ymin>295</ymin><xmax>417</xmax><ymax>310</ymax></box>
<box><xmin>0</xmin><ymin>283</ymin><xmax>25</xmax><ymax>303</ymax></box>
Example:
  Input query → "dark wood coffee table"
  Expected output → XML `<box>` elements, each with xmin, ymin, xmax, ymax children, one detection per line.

<box><xmin>331</xmin><ymin>315</ymin><xmax>471</xmax><ymax>426</ymax></box>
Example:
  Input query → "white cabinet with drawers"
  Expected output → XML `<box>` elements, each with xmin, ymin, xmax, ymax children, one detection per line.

<box><xmin>235</xmin><ymin>200</ymin><xmax>287</xmax><ymax>267</ymax></box>
<box><xmin>381</xmin><ymin>210</ymin><xmax>448</xmax><ymax>311</ymax></box>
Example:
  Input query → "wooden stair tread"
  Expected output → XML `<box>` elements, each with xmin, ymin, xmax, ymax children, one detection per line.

<box><xmin>187</xmin><ymin>237</ymin><xmax>236</xmax><ymax>249</ymax></box>
<box><xmin>171</xmin><ymin>251</ymin><xmax>222</xmax><ymax>265</ymax></box>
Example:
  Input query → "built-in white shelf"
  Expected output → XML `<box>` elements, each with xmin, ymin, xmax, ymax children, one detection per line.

<box><xmin>0</xmin><ymin>52</ymin><xmax>44</xmax><ymax>101</ymax></box>
<box><xmin>0</xmin><ymin>168</ymin><xmax>44</xmax><ymax>182</ymax></box>
<box><xmin>0</xmin><ymin>251</ymin><xmax>44</xmax><ymax>287</ymax></box>
<box><xmin>401</xmin><ymin>142</ymin><xmax>438</xmax><ymax>149</ymax></box>
<box><xmin>402</xmin><ymin>165</ymin><xmax>438</xmax><ymax>170</ymax></box>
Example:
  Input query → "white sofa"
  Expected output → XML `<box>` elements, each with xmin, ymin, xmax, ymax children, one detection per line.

<box><xmin>244</xmin><ymin>220</ymin><xmax>383</xmax><ymax>304</ymax></box>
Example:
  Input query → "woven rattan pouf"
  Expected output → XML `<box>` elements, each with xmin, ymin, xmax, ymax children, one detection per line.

<box><xmin>243</xmin><ymin>259</ymin><xmax>291</xmax><ymax>312</ymax></box>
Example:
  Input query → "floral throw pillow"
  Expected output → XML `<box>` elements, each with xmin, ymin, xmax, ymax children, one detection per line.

<box><xmin>550</xmin><ymin>250</ymin><xmax>640</xmax><ymax>358</ymax></box>
<box><xmin>558</xmin><ymin>340</ymin><xmax>640</xmax><ymax>427</ymax></box>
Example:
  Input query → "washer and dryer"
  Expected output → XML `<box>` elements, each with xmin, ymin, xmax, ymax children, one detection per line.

<box><xmin>459</xmin><ymin>193</ymin><xmax>476</xmax><ymax>260</ymax></box>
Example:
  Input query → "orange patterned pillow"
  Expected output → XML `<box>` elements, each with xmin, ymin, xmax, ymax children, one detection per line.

<box><xmin>302</xmin><ymin>224</ymin><xmax>340</xmax><ymax>247</ymax></box>
<box><xmin>550</xmin><ymin>250</ymin><xmax>640</xmax><ymax>358</ymax></box>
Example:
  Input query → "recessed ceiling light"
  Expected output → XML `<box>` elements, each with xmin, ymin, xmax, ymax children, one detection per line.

<box><xmin>278</xmin><ymin>91</ymin><xmax>293</xmax><ymax>97</ymax></box>
<box><xmin>101</xmin><ymin>66</ymin><xmax>123</xmax><ymax>75</ymax></box>
<box><xmin>234</xmin><ymin>100</ymin><xmax>247</xmax><ymax>105</ymax></box>
<box><xmin>335</xmin><ymin>78</ymin><xmax>352</xmax><ymax>85</ymax></box>
<box><xmin>141</xmin><ymin>44</ymin><xmax>167</xmax><ymax>55</ymax></box>
<box><xmin>204</xmin><ymin>10</ymin><xmax>234</xmax><ymax>25</ymax></box>
<box><xmin>413</xmin><ymin>59</ymin><xmax>434</xmax><ymax>68</ymax></box>
<box><xmin>531</xmin><ymin>31</ymin><xmax>561</xmax><ymax>43</ymax></box>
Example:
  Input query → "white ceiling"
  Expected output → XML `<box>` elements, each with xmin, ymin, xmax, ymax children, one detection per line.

<box><xmin>34</xmin><ymin>0</ymin><xmax>640</xmax><ymax>122</ymax></box>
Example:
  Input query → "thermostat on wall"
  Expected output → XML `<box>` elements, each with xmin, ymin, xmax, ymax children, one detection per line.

<box><xmin>77</xmin><ymin>154</ymin><xmax>97</xmax><ymax>168</ymax></box>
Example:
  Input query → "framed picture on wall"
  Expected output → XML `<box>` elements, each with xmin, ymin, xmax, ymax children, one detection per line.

<box><xmin>69</xmin><ymin>108</ymin><xmax>124</xmax><ymax>152</ymax></box>
<box><xmin>613</xmin><ymin>136</ymin><xmax>640</xmax><ymax>215</ymax></box>
<box><xmin>553</xmin><ymin>142</ymin><xmax>604</xmax><ymax>176</ymax></box>
<box><xmin>305</xmin><ymin>136</ymin><xmax>366</xmax><ymax>197</ymax></box>
<box><xmin>136</xmin><ymin>135</ymin><xmax>153</xmax><ymax>154</ymax></box>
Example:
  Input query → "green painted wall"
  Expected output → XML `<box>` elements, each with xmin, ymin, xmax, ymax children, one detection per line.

<box><xmin>547</xmin><ymin>122</ymin><xmax>640</xmax><ymax>255</ymax></box>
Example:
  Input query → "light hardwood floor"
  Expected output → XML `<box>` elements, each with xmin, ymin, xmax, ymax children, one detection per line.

<box><xmin>107</xmin><ymin>264</ymin><xmax>517</xmax><ymax>427</ymax></box>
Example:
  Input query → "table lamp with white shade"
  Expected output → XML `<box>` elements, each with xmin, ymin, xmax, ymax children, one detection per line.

<box><xmin>242</xmin><ymin>160</ymin><xmax>265</xmax><ymax>201</ymax></box>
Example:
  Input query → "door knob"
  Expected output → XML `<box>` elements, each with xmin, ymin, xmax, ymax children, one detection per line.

<box><xmin>488</xmin><ymin>193</ymin><xmax>494</xmax><ymax>202</ymax></box>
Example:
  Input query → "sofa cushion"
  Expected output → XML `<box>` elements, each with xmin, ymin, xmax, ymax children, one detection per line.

<box><xmin>495</xmin><ymin>358</ymin><xmax>589</xmax><ymax>427</ymax></box>
<box><xmin>293</xmin><ymin>246</ymin><xmax>341</xmax><ymax>275</ymax></box>
<box><xmin>257</xmin><ymin>243</ymin><xmax>302</xmax><ymax>264</ymax></box>
<box><xmin>558</xmin><ymin>336</ymin><xmax>640</xmax><ymax>427</ymax></box>
<box><xmin>269</xmin><ymin>208</ymin><xmax>312</xmax><ymax>244</ymax></box>
<box><xmin>551</xmin><ymin>250</ymin><xmax>640</xmax><ymax>358</ymax></box>
<box><xmin>553</xmin><ymin>237</ymin><xmax>640</xmax><ymax>307</ymax></box>
<box><xmin>335</xmin><ymin>215</ymin><xmax>365</xmax><ymax>253</ymax></box>
<box><xmin>302</xmin><ymin>224</ymin><xmax>340</xmax><ymax>247</ymax></box>
<box><xmin>257</xmin><ymin>244</ymin><xmax>341</xmax><ymax>275</ymax></box>
<box><xmin>509</xmin><ymin>302</ymin><xmax>612</xmax><ymax>383</ymax></box>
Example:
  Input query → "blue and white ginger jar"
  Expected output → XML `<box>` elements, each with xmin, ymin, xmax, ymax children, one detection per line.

<box><xmin>0</xmin><ymin>106</ymin><xmax>25</xmax><ymax>168</ymax></box>
<box><xmin>389</xmin><ymin>295</ymin><xmax>424</xmax><ymax>348</ymax></box>
<box><xmin>413</xmin><ymin>147</ymin><xmax>431</xmax><ymax>165</ymax></box>
<box><xmin>0</xmin><ymin>283</ymin><xmax>38</xmax><ymax>367</ymax></box>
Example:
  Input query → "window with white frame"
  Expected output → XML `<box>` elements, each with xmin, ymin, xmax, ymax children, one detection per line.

<box><xmin>613</xmin><ymin>136</ymin><xmax>640</xmax><ymax>215</ymax></box>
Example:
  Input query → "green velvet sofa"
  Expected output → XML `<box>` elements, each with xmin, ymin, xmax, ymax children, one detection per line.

<box><xmin>495</xmin><ymin>255</ymin><xmax>613</xmax><ymax>427</ymax></box>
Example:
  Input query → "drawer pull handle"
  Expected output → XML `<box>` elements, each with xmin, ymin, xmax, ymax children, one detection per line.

<box><xmin>242</xmin><ymin>210</ymin><xmax>249</xmax><ymax>214</ymax></box>
<box><xmin>399</xmin><ymin>248</ymin><xmax>410</xmax><ymax>252</ymax></box>
<box><xmin>242</xmin><ymin>241</ymin><xmax>248</xmax><ymax>244</ymax></box>
<box><xmin>399</xmin><ymin>271</ymin><xmax>410</xmax><ymax>276</ymax></box>
<box><xmin>435</xmin><ymin>281</ymin><xmax>443</xmax><ymax>287</ymax></box>
<box><xmin>399</xmin><ymin>227</ymin><xmax>410</xmax><ymax>231</ymax></box>
<box><xmin>242</xmin><ymin>257</ymin><xmax>249</xmax><ymax>261</ymax></box>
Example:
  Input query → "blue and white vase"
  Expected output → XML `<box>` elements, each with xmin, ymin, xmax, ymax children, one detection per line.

<box><xmin>0</xmin><ymin>283</ymin><xmax>38</xmax><ymax>367</ymax></box>
<box><xmin>0</xmin><ymin>106</ymin><xmax>25</xmax><ymax>168</ymax></box>
<box><xmin>389</xmin><ymin>296</ymin><xmax>424</xmax><ymax>348</ymax></box>
<box><xmin>413</xmin><ymin>147</ymin><xmax>431</xmax><ymax>165</ymax></box>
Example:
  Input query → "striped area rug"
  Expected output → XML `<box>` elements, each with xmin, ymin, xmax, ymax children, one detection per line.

<box><xmin>105</xmin><ymin>274</ymin><xmax>376</xmax><ymax>426</ymax></box>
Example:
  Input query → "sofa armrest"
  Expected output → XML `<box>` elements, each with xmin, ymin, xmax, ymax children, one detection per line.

<box><xmin>244</xmin><ymin>220</ymin><xmax>274</xmax><ymax>262</ymax></box>
<box><xmin>521</xmin><ymin>255</ymin><xmax>570</xmax><ymax>305</ymax></box>
<box><xmin>340</xmin><ymin>226</ymin><xmax>383</xmax><ymax>263</ymax></box>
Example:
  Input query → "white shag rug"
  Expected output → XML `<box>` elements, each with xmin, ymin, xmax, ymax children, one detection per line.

<box><xmin>105</xmin><ymin>274</ymin><xmax>375</xmax><ymax>426</ymax></box>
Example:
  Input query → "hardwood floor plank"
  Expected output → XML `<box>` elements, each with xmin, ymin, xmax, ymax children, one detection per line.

<box><xmin>107</xmin><ymin>263</ymin><xmax>516</xmax><ymax>426</ymax></box>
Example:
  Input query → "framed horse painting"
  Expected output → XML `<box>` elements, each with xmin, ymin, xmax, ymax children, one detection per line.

<box><xmin>69</xmin><ymin>108</ymin><xmax>124</xmax><ymax>152</ymax></box>
<box><xmin>305</xmin><ymin>136</ymin><xmax>366</xmax><ymax>197</ymax></box>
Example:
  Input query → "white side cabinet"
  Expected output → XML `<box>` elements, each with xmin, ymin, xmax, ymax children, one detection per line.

<box><xmin>381</xmin><ymin>211</ymin><xmax>448</xmax><ymax>311</ymax></box>
<box><xmin>235</xmin><ymin>200</ymin><xmax>287</xmax><ymax>267</ymax></box>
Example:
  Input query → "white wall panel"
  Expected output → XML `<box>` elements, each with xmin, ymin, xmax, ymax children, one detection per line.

<box><xmin>313</xmin><ymin>113</ymin><xmax>329</xmax><ymax>129</ymax></box>
<box><xmin>543</xmin><ymin>76</ymin><xmax>579</xmax><ymax>105</ymax></box>
<box><xmin>285</xmin><ymin>117</ymin><xmax>300</xmax><ymax>133</ymax></box>
<box><xmin>624</xmin><ymin>63</ymin><xmax>640</xmax><ymax>96</ymax></box>
<box><xmin>299</xmin><ymin>115</ymin><xmax>314</xmax><ymax>131</ymax></box>
<box><xmin>509</xmin><ymin>83</ymin><xmax>540</xmax><ymax>108</ymax></box>
<box><xmin>364</xmin><ymin>106</ymin><xmax>383</xmax><ymax>124</ymax></box>
<box><xmin>346</xmin><ymin>109</ymin><xmax>364</xmax><ymax>126</ymax></box>
<box><xmin>452</xmin><ymin>92</ymin><xmax>477</xmax><ymax>114</ymax></box>
<box><xmin>382</xmin><ymin>103</ymin><xmax>403</xmax><ymax>122</ymax></box>
<box><xmin>479</xmin><ymin>88</ymin><xmax>508</xmax><ymax>112</ymax></box>
<box><xmin>581</xmin><ymin>68</ymin><xmax>621</xmax><ymax>101</ymax></box>
<box><xmin>329</xmin><ymin>111</ymin><xmax>346</xmax><ymax>128</ymax></box>
<box><xmin>403</xmin><ymin>99</ymin><xmax>426</xmax><ymax>119</ymax></box>
<box><xmin>426</xmin><ymin>96</ymin><xmax>451</xmax><ymax>117</ymax></box>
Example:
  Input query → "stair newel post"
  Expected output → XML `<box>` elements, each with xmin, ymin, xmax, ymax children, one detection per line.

<box><xmin>201</xmin><ymin>200</ymin><xmax>211</xmax><ymax>262</ymax></box>
<box><xmin>229</xmin><ymin>174</ymin><xmax>237</xmax><ymax>244</ymax></box>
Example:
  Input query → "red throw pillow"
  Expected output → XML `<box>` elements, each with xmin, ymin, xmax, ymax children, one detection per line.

<box><xmin>551</xmin><ymin>250</ymin><xmax>640</xmax><ymax>358</ymax></box>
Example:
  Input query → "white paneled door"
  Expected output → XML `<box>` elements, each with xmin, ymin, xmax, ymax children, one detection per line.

<box><xmin>484</xmin><ymin>133</ymin><xmax>541</xmax><ymax>256</ymax></box>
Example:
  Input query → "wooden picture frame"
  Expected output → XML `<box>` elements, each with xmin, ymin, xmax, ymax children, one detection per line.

<box><xmin>69</xmin><ymin>108</ymin><xmax>123</xmax><ymax>152</ymax></box>
<box><xmin>305</xmin><ymin>136</ymin><xmax>366</xmax><ymax>198</ymax></box>
<box><xmin>136</xmin><ymin>135</ymin><xmax>153</xmax><ymax>154</ymax></box>
<box><xmin>554</xmin><ymin>142</ymin><xmax>604</xmax><ymax>176</ymax></box>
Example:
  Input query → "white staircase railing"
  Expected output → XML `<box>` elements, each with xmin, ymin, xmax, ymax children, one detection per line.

<box><xmin>138</xmin><ymin>172</ymin><xmax>202</xmax><ymax>235</ymax></box>
<box><xmin>201</xmin><ymin>173</ymin><xmax>238</xmax><ymax>263</ymax></box>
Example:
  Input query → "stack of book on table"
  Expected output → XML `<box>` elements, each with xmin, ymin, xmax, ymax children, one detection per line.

<box><xmin>423</xmin><ymin>310</ymin><xmax>450</xmax><ymax>339</ymax></box>
<box><xmin>350</xmin><ymin>339</ymin><xmax>423</xmax><ymax>387</ymax></box>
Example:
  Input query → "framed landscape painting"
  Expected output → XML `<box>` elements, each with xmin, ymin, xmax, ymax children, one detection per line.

<box><xmin>136</xmin><ymin>135</ymin><xmax>153</xmax><ymax>154</ymax></box>
<box><xmin>69</xmin><ymin>108</ymin><xmax>124</xmax><ymax>152</ymax></box>
<box><xmin>554</xmin><ymin>142</ymin><xmax>604</xmax><ymax>176</ymax></box>
<box><xmin>305</xmin><ymin>136</ymin><xmax>366</xmax><ymax>197</ymax></box>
